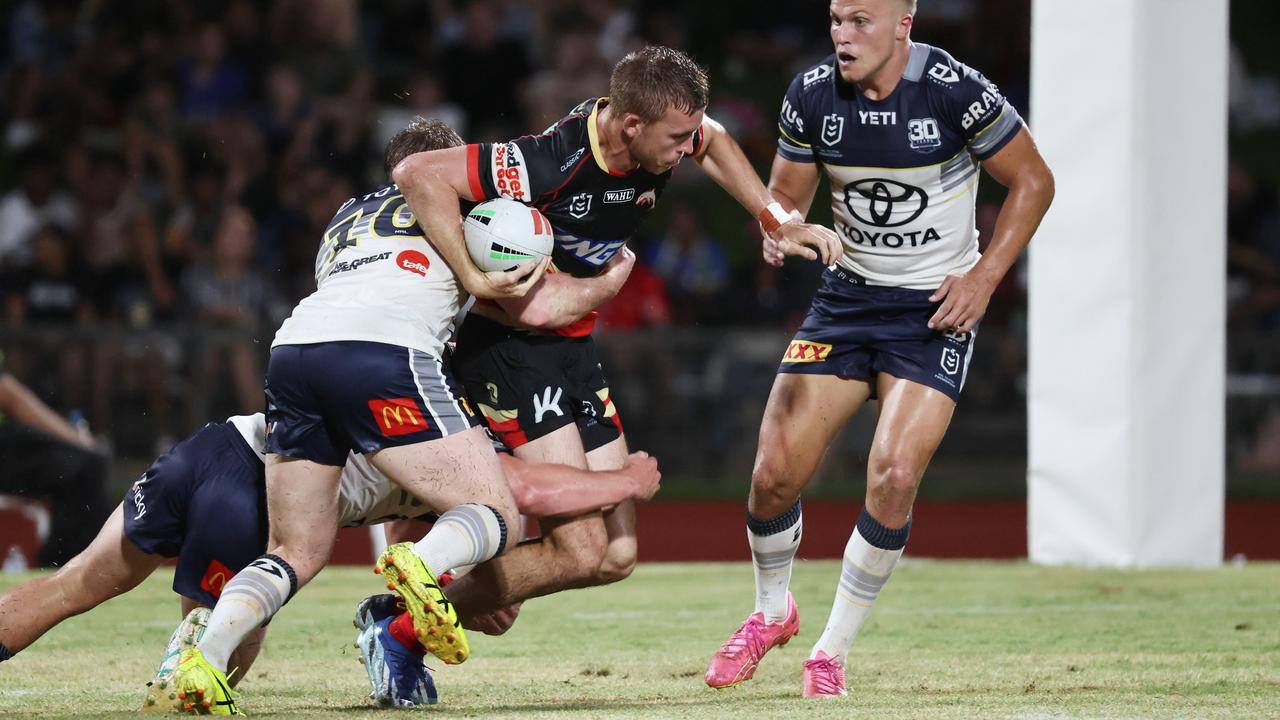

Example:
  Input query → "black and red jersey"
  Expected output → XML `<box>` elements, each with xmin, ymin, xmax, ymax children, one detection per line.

<box><xmin>466</xmin><ymin>97</ymin><xmax>706</xmax><ymax>280</ymax></box>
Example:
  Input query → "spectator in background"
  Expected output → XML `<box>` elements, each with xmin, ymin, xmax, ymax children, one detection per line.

<box><xmin>437</xmin><ymin>0</ymin><xmax>533</xmax><ymax>139</ymax></box>
<box><xmin>0</xmin><ymin>146</ymin><xmax>77</xmax><ymax>270</ymax></box>
<box><xmin>644</xmin><ymin>204</ymin><xmax>731</xmax><ymax>325</ymax></box>
<box><xmin>372</xmin><ymin>73</ymin><xmax>467</xmax><ymax>154</ymax></box>
<box><xmin>522</xmin><ymin>27</ymin><xmax>610</xmax><ymax>131</ymax></box>
<box><xmin>0</xmin><ymin>353</ymin><xmax>109</xmax><ymax>567</ymax></box>
<box><xmin>4</xmin><ymin>225</ymin><xmax>93</xmax><ymax>412</ymax></box>
<box><xmin>181</xmin><ymin>205</ymin><xmax>271</xmax><ymax>415</ymax></box>
<box><xmin>178</xmin><ymin>22</ymin><xmax>248</xmax><ymax>124</ymax></box>
<box><xmin>597</xmin><ymin>251</ymin><xmax>672</xmax><ymax>332</ymax></box>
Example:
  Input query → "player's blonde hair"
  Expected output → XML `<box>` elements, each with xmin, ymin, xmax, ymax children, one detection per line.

<box><xmin>609</xmin><ymin>46</ymin><xmax>709</xmax><ymax>122</ymax></box>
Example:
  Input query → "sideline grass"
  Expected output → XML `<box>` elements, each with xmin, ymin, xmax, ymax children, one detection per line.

<box><xmin>1</xmin><ymin>560</ymin><xmax>1277</xmax><ymax>719</ymax></box>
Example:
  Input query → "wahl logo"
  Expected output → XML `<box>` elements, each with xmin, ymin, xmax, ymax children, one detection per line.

<box><xmin>604</xmin><ymin>189</ymin><xmax>635</xmax><ymax>204</ymax></box>
<box><xmin>367</xmin><ymin>398</ymin><xmax>430</xmax><ymax>437</ymax></box>
<box><xmin>781</xmin><ymin>340</ymin><xmax>832</xmax><ymax>363</ymax></box>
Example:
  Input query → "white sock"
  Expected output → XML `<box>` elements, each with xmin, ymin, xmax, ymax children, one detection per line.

<box><xmin>810</xmin><ymin>509</ymin><xmax>910</xmax><ymax>664</ymax></box>
<box><xmin>198</xmin><ymin>555</ymin><xmax>296</xmax><ymax>672</ymax></box>
<box><xmin>747</xmin><ymin>501</ymin><xmax>802</xmax><ymax>623</ymax></box>
<box><xmin>414</xmin><ymin>503</ymin><xmax>508</xmax><ymax>577</ymax></box>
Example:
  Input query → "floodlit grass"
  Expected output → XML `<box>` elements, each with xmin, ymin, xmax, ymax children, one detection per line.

<box><xmin>1</xmin><ymin>560</ymin><xmax>1277</xmax><ymax>719</ymax></box>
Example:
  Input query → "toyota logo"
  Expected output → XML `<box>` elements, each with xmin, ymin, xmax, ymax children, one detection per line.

<box><xmin>843</xmin><ymin>178</ymin><xmax>928</xmax><ymax>227</ymax></box>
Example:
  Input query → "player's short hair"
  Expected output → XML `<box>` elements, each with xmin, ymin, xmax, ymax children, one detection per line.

<box><xmin>609</xmin><ymin>46</ymin><xmax>709</xmax><ymax>122</ymax></box>
<box><xmin>383</xmin><ymin>117</ymin><xmax>464</xmax><ymax>176</ymax></box>
<box><xmin>903</xmin><ymin>0</ymin><xmax>918</xmax><ymax>14</ymax></box>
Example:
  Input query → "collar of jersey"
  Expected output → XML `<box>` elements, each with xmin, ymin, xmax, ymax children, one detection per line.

<box><xmin>587</xmin><ymin>98</ymin><xmax>634</xmax><ymax>177</ymax></box>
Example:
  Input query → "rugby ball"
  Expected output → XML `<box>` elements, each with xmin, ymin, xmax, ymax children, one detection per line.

<box><xmin>463</xmin><ymin>198</ymin><xmax>555</xmax><ymax>272</ymax></box>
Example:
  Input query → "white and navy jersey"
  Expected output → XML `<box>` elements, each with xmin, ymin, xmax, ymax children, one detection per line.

<box><xmin>272</xmin><ymin>184</ymin><xmax>466</xmax><ymax>356</ymax></box>
<box><xmin>778</xmin><ymin>44</ymin><xmax>1023</xmax><ymax>289</ymax></box>
<box><xmin>228</xmin><ymin>413</ymin><xmax>432</xmax><ymax>528</ymax></box>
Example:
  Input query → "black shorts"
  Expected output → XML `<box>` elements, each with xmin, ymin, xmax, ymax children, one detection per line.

<box><xmin>451</xmin><ymin>314</ymin><xmax>622</xmax><ymax>452</ymax></box>
<box><xmin>779</xmin><ymin>267</ymin><xmax>978</xmax><ymax>401</ymax></box>
<box><xmin>122</xmin><ymin>422</ymin><xmax>268</xmax><ymax>607</ymax></box>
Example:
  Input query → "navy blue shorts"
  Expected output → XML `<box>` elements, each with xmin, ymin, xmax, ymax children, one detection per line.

<box><xmin>778</xmin><ymin>268</ymin><xmax>978</xmax><ymax>401</ymax></box>
<box><xmin>122</xmin><ymin>422</ymin><xmax>267</xmax><ymax>607</ymax></box>
<box><xmin>265</xmin><ymin>341</ymin><xmax>479</xmax><ymax>466</ymax></box>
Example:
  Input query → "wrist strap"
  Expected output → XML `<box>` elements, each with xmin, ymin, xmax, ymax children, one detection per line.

<box><xmin>757</xmin><ymin>201</ymin><xmax>791</xmax><ymax>234</ymax></box>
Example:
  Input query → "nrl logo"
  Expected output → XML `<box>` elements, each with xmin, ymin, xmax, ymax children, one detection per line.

<box><xmin>568</xmin><ymin>192</ymin><xmax>592</xmax><ymax>219</ymax></box>
<box><xmin>821</xmin><ymin>114</ymin><xmax>844</xmax><ymax>146</ymax></box>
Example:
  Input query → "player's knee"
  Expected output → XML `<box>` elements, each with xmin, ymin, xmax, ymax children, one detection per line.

<box><xmin>750</xmin><ymin>456</ymin><xmax>805</xmax><ymax>515</ymax></box>
<box><xmin>868</xmin><ymin>462</ymin><xmax>920</xmax><ymax>521</ymax></box>
<box><xmin>550</xmin><ymin>527</ymin><xmax>610</xmax><ymax>582</ymax></box>
<box><xmin>594</xmin><ymin>539</ymin><xmax>637</xmax><ymax>585</ymax></box>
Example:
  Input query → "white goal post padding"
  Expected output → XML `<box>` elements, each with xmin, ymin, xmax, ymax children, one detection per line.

<box><xmin>1027</xmin><ymin>0</ymin><xmax>1226</xmax><ymax>566</ymax></box>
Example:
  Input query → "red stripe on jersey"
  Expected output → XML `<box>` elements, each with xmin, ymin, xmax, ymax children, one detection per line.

<box><xmin>466</xmin><ymin>144</ymin><xmax>486</xmax><ymax>200</ymax></box>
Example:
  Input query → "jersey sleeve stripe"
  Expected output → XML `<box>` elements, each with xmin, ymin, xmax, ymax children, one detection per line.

<box><xmin>968</xmin><ymin>107</ymin><xmax>1023</xmax><ymax>159</ymax></box>
<box><xmin>466</xmin><ymin>144</ymin><xmax>488</xmax><ymax>200</ymax></box>
<box><xmin>778</xmin><ymin>125</ymin><xmax>811</xmax><ymax>148</ymax></box>
<box><xmin>777</xmin><ymin>138</ymin><xmax>816</xmax><ymax>163</ymax></box>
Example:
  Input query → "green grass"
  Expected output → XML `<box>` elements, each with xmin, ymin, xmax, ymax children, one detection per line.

<box><xmin>1</xmin><ymin>561</ymin><xmax>1277</xmax><ymax>719</ymax></box>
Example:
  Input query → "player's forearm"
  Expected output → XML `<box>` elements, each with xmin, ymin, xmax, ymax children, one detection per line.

<box><xmin>506</xmin><ymin>460</ymin><xmax>637</xmax><ymax>518</ymax></box>
<box><xmin>392</xmin><ymin>153</ymin><xmax>486</xmax><ymax>292</ymax></box>
<box><xmin>696</xmin><ymin>120</ymin><xmax>773</xmax><ymax>217</ymax></box>
<box><xmin>972</xmin><ymin>170</ymin><xmax>1055</xmax><ymax>285</ymax></box>
<box><xmin>499</xmin><ymin>250</ymin><xmax>633</xmax><ymax>329</ymax></box>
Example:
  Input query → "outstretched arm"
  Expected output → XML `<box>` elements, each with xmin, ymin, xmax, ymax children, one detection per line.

<box><xmin>694</xmin><ymin>115</ymin><xmax>842</xmax><ymax>265</ymax></box>
<box><xmin>0</xmin><ymin>373</ymin><xmax>94</xmax><ymax>450</ymax></box>
<box><xmin>496</xmin><ymin>248</ymin><xmax>636</xmax><ymax>330</ymax></box>
<box><xmin>500</xmin><ymin>451</ymin><xmax>660</xmax><ymax>518</ymax></box>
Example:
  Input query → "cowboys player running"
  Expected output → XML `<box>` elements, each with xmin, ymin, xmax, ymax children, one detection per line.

<box><xmin>705</xmin><ymin>0</ymin><xmax>1054</xmax><ymax>697</ymax></box>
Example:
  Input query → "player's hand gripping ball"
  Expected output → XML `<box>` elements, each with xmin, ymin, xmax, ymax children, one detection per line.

<box><xmin>464</xmin><ymin>198</ymin><xmax>555</xmax><ymax>272</ymax></box>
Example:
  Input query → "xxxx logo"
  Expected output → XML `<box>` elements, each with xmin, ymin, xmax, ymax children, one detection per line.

<box><xmin>781</xmin><ymin>340</ymin><xmax>832</xmax><ymax>363</ymax></box>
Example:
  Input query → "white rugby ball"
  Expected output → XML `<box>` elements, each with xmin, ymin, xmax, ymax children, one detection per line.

<box><xmin>463</xmin><ymin>198</ymin><xmax>555</xmax><ymax>272</ymax></box>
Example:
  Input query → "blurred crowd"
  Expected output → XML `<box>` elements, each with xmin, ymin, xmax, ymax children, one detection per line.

<box><xmin>0</xmin><ymin>0</ymin><xmax>1273</xmax><ymax>471</ymax></box>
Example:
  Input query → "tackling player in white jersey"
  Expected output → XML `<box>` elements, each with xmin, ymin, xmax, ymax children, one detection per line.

<box><xmin>705</xmin><ymin>0</ymin><xmax>1054</xmax><ymax>698</ymax></box>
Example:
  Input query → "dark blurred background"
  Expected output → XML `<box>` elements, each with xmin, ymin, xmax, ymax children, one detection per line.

<box><xmin>0</xmin><ymin>0</ymin><xmax>1276</xmax><ymax>500</ymax></box>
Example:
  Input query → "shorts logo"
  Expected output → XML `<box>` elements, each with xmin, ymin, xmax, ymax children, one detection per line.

<box><xmin>200</xmin><ymin>559</ymin><xmax>235</xmax><ymax>598</ymax></box>
<box><xmin>396</xmin><ymin>250</ymin><xmax>431</xmax><ymax>277</ymax></box>
<box><xmin>604</xmin><ymin>189</ymin><xmax>634</xmax><ymax>203</ymax></box>
<box><xmin>782</xmin><ymin>340</ymin><xmax>832</xmax><ymax>363</ymax></box>
<box><xmin>568</xmin><ymin>192</ymin><xmax>592</xmax><ymax>219</ymax></box>
<box><xmin>532</xmin><ymin>386</ymin><xmax>564</xmax><ymax>424</ymax></box>
<box><xmin>940</xmin><ymin>347</ymin><xmax>961</xmax><ymax>375</ymax></box>
<box><xmin>821</xmin><ymin>114</ymin><xmax>845</xmax><ymax>146</ymax></box>
<box><xmin>368</xmin><ymin>398</ymin><xmax>430</xmax><ymax>437</ymax></box>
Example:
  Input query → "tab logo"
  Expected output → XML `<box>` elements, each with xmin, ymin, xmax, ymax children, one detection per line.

<box><xmin>368</xmin><ymin>397</ymin><xmax>430</xmax><ymax>437</ymax></box>
<box><xmin>821</xmin><ymin>114</ymin><xmax>844</xmax><ymax>146</ymax></box>
<box><xmin>782</xmin><ymin>340</ymin><xmax>832</xmax><ymax>363</ymax></box>
<box><xmin>604</xmin><ymin>189</ymin><xmax>635</xmax><ymax>204</ymax></box>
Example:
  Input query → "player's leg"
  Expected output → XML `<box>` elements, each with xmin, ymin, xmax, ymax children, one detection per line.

<box><xmin>585</xmin><ymin>434</ymin><xmax>637</xmax><ymax>583</ymax></box>
<box><xmin>705</xmin><ymin>372</ymin><xmax>871</xmax><ymax>689</ymax></box>
<box><xmin>175</xmin><ymin>597</ymin><xmax>267</xmax><ymax>690</ymax></box>
<box><xmin>0</xmin><ymin>503</ymin><xmax>162</xmax><ymax>661</ymax></box>
<box><xmin>807</xmin><ymin>374</ymin><xmax>954</xmax><ymax>673</ymax></box>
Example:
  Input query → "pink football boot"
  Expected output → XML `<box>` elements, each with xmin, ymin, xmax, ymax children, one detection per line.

<box><xmin>704</xmin><ymin>592</ymin><xmax>799</xmax><ymax>688</ymax></box>
<box><xmin>802</xmin><ymin>651</ymin><xmax>847</xmax><ymax>698</ymax></box>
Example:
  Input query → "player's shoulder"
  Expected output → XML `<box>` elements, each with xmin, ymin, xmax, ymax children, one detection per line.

<box><xmin>909</xmin><ymin>43</ymin><xmax>994</xmax><ymax>96</ymax></box>
<box><xmin>788</xmin><ymin>54</ymin><xmax>839</xmax><ymax>98</ymax></box>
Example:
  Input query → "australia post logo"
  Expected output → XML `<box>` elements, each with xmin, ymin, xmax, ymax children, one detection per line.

<box><xmin>396</xmin><ymin>250</ymin><xmax>431</xmax><ymax>277</ymax></box>
<box><xmin>492</xmin><ymin>142</ymin><xmax>529</xmax><ymax>201</ymax></box>
<box><xmin>781</xmin><ymin>339</ymin><xmax>832</xmax><ymax>363</ymax></box>
<box><xmin>368</xmin><ymin>397</ymin><xmax>430</xmax><ymax>437</ymax></box>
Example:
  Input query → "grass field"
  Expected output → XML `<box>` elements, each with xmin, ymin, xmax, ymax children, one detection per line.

<box><xmin>1</xmin><ymin>560</ymin><xmax>1277</xmax><ymax>719</ymax></box>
